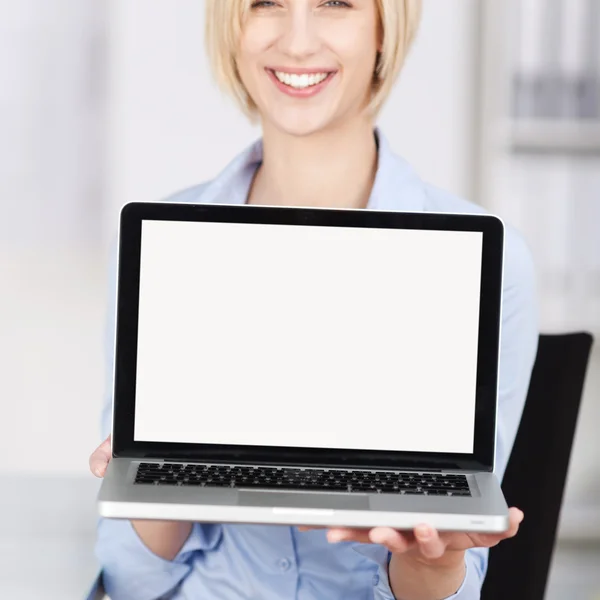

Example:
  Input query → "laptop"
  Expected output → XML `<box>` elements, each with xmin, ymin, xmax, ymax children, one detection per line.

<box><xmin>98</xmin><ymin>201</ymin><xmax>509</xmax><ymax>533</ymax></box>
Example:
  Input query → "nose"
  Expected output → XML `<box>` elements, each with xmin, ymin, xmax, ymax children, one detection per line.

<box><xmin>277</xmin><ymin>9</ymin><xmax>321</xmax><ymax>60</ymax></box>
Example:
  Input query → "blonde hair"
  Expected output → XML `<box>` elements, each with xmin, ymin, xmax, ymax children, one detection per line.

<box><xmin>205</xmin><ymin>0</ymin><xmax>423</xmax><ymax>120</ymax></box>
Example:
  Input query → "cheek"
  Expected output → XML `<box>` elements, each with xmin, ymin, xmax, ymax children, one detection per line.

<box><xmin>321</xmin><ymin>21</ymin><xmax>378</xmax><ymax>75</ymax></box>
<box><xmin>239</xmin><ymin>22</ymin><xmax>279</xmax><ymax>63</ymax></box>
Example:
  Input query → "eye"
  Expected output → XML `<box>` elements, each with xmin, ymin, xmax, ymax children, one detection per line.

<box><xmin>321</xmin><ymin>1</ymin><xmax>352</xmax><ymax>6</ymax></box>
<box><xmin>250</xmin><ymin>1</ymin><xmax>351</xmax><ymax>9</ymax></box>
<box><xmin>250</xmin><ymin>1</ymin><xmax>278</xmax><ymax>8</ymax></box>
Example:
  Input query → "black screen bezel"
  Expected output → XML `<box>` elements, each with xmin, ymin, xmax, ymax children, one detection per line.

<box><xmin>112</xmin><ymin>202</ymin><xmax>503</xmax><ymax>472</ymax></box>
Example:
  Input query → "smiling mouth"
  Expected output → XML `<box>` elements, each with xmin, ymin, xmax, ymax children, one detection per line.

<box><xmin>268</xmin><ymin>69</ymin><xmax>335</xmax><ymax>90</ymax></box>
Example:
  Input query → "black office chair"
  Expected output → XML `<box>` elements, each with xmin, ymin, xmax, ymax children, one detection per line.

<box><xmin>481</xmin><ymin>332</ymin><xmax>594</xmax><ymax>600</ymax></box>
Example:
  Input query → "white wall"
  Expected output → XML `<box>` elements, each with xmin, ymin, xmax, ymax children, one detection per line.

<box><xmin>0</xmin><ymin>1</ymin><xmax>106</xmax><ymax>477</ymax></box>
<box><xmin>0</xmin><ymin>0</ymin><xmax>105</xmax><ymax>247</ymax></box>
<box><xmin>104</xmin><ymin>0</ymin><xmax>480</xmax><ymax>238</ymax></box>
<box><xmin>380</xmin><ymin>0</ymin><xmax>479</xmax><ymax>201</ymax></box>
<box><xmin>104</xmin><ymin>0</ymin><xmax>258</xmax><ymax>238</ymax></box>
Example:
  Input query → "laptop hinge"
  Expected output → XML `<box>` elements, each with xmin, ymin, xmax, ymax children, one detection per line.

<box><xmin>138</xmin><ymin>458</ymin><xmax>451</xmax><ymax>473</ymax></box>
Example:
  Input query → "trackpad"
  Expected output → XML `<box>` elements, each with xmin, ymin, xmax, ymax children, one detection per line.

<box><xmin>239</xmin><ymin>491</ymin><xmax>368</xmax><ymax>510</ymax></box>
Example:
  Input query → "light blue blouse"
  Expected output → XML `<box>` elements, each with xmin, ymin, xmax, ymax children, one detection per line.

<box><xmin>95</xmin><ymin>129</ymin><xmax>538</xmax><ymax>600</ymax></box>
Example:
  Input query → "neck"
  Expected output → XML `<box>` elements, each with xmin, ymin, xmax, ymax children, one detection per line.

<box><xmin>248</xmin><ymin>117</ymin><xmax>378</xmax><ymax>209</ymax></box>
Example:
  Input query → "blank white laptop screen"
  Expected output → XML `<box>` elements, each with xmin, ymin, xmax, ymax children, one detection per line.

<box><xmin>133</xmin><ymin>220</ymin><xmax>483</xmax><ymax>455</ymax></box>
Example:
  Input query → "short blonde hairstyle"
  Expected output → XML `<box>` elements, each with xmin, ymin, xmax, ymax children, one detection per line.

<box><xmin>205</xmin><ymin>0</ymin><xmax>423</xmax><ymax>120</ymax></box>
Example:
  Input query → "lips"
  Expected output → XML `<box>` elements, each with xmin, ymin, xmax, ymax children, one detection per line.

<box><xmin>266</xmin><ymin>67</ymin><xmax>337</xmax><ymax>98</ymax></box>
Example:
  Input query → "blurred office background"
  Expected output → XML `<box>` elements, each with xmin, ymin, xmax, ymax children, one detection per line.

<box><xmin>0</xmin><ymin>0</ymin><xmax>598</xmax><ymax>598</ymax></box>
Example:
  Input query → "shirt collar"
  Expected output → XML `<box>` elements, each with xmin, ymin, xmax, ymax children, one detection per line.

<box><xmin>200</xmin><ymin>128</ymin><xmax>427</xmax><ymax>213</ymax></box>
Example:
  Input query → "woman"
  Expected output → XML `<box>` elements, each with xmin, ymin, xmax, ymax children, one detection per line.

<box><xmin>91</xmin><ymin>1</ymin><xmax>538</xmax><ymax>599</ymax></box>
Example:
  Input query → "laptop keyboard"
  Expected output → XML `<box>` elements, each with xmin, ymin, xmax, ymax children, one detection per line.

<box><xmin>135</xmin><ymin>463</ymin><xmax>471</xmax><ymax>496</ymax></box>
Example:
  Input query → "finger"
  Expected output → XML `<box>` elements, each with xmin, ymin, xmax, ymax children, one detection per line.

<box><xmin>414</xmin><ymin>524</ymin><xmax>447</xmax><ymax>560</ymax></box>
<box><xmin>368</xmin><ymin>527</ymin><xmax>411</xmax><ymax>554</ymax></box>
<box><xmin>89</xmin><ymin>435</ymin><xmax>112</xmax><ymax>478</ymax></box>
<box><xmin>327</xmin><ymin>528</ymin><xmax>372</xmax><ymax>544</ymax></box>
<box><xmin>488</xmin><ymin>507</ymin><xmax>524</xmax><ymax>543</ymax></box>
<box><xmin>463</xmin><ymin>507</ymin><xmax>525</xmax><ymax>548</ymax></box>
<box><xmin>504</xmin><ymin>507</ymin><xmax>524</xmax><ymax>538</ymax></box>
<box><xmin>512</xmin><ymin>507</ymin><xmax>525</xmax><ymax>523</ymax></box>
<box><xmin>297</xmin><ymin>526</ymin><xmax>326</xmax><ymax>532</ymax></box>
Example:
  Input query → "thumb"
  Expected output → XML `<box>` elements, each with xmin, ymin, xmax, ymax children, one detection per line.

<box><xmin>89</xmin><ymin>435</ymin><xmax>112</xmax><ymax>478</ymax></box>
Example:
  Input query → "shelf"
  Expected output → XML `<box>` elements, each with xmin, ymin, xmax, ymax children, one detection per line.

<box><xmin>501</xmin><ymin>120</ymin><xmax>600</xmax><ymax>154</ymax></box>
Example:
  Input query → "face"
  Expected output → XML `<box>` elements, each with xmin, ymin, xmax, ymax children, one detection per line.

<box><xmin>236</xmin><ymin>0</ymin><xmax>381</xmax><ymax>137</ymax></box>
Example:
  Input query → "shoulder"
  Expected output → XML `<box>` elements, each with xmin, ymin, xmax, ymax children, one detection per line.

<box><xmin>160</xmin><ymin>181</ymin><xmax>214</xmax><ymax>204</ymax></box>
<box><xmin>158</xmin><ymin>137</ymin><xmax>263</xmax><ymax>207</ymax></box>
<box><xmin>422</xmin><ymin>182</ymin><xmax>536</xmax><ymax>292</ymax></box>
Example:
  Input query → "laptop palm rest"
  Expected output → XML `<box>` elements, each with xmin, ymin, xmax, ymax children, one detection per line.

<box><xmin>238</xmin><ymin>491</ymin><xmax>369</xmax><ymax>510</ymax></box>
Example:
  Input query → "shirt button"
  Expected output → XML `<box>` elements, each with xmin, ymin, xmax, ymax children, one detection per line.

<box><xmin>279</xmin><ymin>557</ymin><xmax>292</xmax><ymax>571</ymax></box>
<box><xmin>372</xmin><ymin>573</ymin><xmax>380</xmax><ymax>586</ymax></box>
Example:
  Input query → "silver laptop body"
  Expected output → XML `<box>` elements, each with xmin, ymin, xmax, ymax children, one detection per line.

<box><xmin>98</xmin><ymin>202</ymin><xmax>509</xmax><ymax>533</ymax></box>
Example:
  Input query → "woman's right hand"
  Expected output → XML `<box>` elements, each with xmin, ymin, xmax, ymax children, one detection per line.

<box><xmin>90</xmin><ymin>434</ymin><xmax>112</xmax><ymax>477</ymax></box>
<box><xmin>90</xmin><ymin>433</ymin><xmax>193</xmax><ymax>559</ymax></box>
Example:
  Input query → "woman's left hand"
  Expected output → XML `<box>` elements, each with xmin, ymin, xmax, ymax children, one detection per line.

<box><xmin>299</xmin><ymin>507</ymin><xmax>523</xmax><ymax>599</ymax></box>
<box><xmin>320</xmin><ymin>506</ymin><xmax>523</xmax><ymax>559</ymax></box>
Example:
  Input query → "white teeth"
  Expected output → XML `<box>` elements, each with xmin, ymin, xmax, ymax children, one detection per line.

<box><xmin>274</xmin><ymin>70</ymin><xmax>329</xmax><ymax>89</ymax></box>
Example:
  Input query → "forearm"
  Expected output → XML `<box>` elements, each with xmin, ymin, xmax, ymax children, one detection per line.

<box><xmin>389</xmin><ymin>551</ymin><xmax>466</xmax><ymax>600</ymax></box>
<box><xmin>132</xmin><ymin>520</ymin><xmax>193</xmax><ymax>560</ymax></box>
<box><xmin>97</xmin><ymin>518</ymin><xmax>196</xmax><ymax>600</ymax></box>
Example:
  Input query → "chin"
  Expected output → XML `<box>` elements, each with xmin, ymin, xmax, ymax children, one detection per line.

<box><xmin>266</xmin><ymin>105</ymin><xmax>341</xmax><ymax>138</ymax></box>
